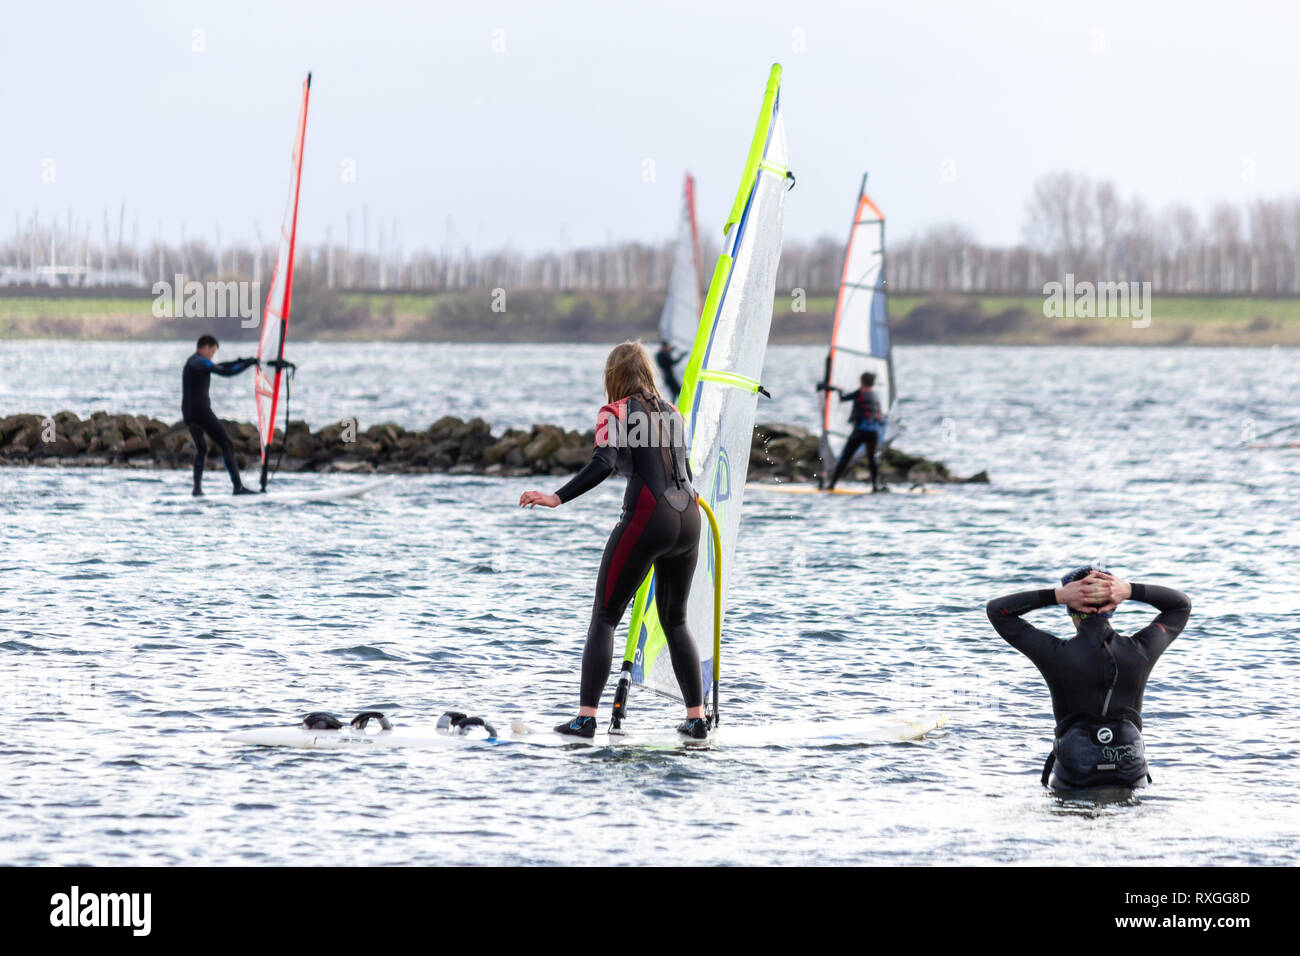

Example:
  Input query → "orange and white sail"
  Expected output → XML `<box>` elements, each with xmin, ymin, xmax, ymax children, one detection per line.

<box><xmin>820</xmin><ymin>173</ymin><xmax>896</xmax><ymax>464</ymax></box>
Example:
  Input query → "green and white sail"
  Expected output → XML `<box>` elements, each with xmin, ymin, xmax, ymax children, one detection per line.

<box><xmin>622</xmin><ymin>64</ymin><xmax>792</xmax><ymax>705</ymax></box>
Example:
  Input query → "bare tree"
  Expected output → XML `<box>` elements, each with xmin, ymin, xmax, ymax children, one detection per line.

<box><xmin>1023</xmin><ymin>171</ymin><xmax>1097</xmax><ymax>272</ymax></box>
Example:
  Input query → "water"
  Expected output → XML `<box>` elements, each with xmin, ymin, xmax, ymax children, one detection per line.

<box><xmin>1</xmin><ymin>343</ymin><xmax>1297</xmax><ymax>865</ymax></box>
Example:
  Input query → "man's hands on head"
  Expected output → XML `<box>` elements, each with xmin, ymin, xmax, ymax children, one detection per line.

<box><xmin>1091</xmin><ymin>571</ymin><xmax>1131</xmax><ymax>615</ymax></box>
<box><xmin>1055</xmin><ymin>571</ymin><xmax>1129</xmax><ymax>614</ymax></box>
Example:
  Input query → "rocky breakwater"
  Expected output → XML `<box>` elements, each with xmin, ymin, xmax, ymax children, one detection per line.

<box><xmin>751</xmin><ymin>423</ymin><xmax>988</xmax><ymax>486</ymax></box>
<box><xmin>0</xmin><ymin>412</ymin><xmax>987</xmax><ymax>485</ymax></box>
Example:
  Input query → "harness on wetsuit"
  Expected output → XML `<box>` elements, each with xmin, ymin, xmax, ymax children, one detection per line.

<box><xmin>1042</xmin><ymin>714</ymin><xmax>1149</xmax><ymax>789</ymax></box>
<box><xmin>640</xmin><ymin>391</ymin><xmax>694</xmax><ymax>512</ymax></box>
<box><xmin>846</xmin><ymin>386</ymin><xmax>885</xmax><ymax>435</ymax></box>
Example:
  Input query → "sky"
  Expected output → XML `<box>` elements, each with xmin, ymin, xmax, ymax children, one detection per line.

<box><xmin>4</xmin><ymin>0</ymin><xmax>1300</xmax><ymax>255</ymax></box>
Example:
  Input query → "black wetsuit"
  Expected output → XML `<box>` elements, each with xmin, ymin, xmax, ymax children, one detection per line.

<box><xmin>655</xmin><ymin>347</ymin><xmax>684</xmax><ymax>402</ymax></box>
<box><xmin>182</xmin><ymin>353</ymin><xmax>256</xmax><ymax>490</ymax></box>
<box><xmin>986</xmin><ymin>584</ymin><xmax>1191</xmax><ymax>790</ymax></box>
<box><xmin>827</xmin><ymin>385</ymin><xmax>883</xmax><ymax>489</ymax></box>
<box><xmin>554</xmin><ymin>391</ymin><xmax>702</xmax><ymax>709</ymax></box>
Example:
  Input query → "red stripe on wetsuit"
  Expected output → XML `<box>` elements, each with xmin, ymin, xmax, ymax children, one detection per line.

<box><xmin>604</xmin><ymin>484</ymin><xmax>657</xmax><ymax>604</ymax></box>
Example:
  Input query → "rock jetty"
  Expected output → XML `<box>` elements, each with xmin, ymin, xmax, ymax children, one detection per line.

<box><xmin>0</xmin><ymin>412</ymin><xmax>988</xmax><ymax>485</ymax></box>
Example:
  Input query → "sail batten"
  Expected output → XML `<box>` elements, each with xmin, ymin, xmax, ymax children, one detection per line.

<box><xmin>623</xmin><ymin>64</ymin><xmax>790</xmax><ymax>705</ymax></box>
<box><xmin>255</xmin><ymin>72</ymin><xmax>311</xmax><ymax>490</ymax></box>
<box><xmin>820</xmin><ymin>173</ymin><xmax>896</xmax><ymax>465</ymax></box>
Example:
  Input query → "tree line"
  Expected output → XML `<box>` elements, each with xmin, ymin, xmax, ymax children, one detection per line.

<box><xmin>5</xmin><ymin>172</ymin><xmax>1300</xmax><ymax>296</ymax></box>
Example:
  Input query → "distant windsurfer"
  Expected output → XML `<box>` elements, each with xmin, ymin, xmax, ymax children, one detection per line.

<box><xmin>986</xmin><ymin>567</ymin><xmax>1191</xmax><ymax>793</ymax></box>
<box><xmin>655</xmin><ymin>341</ymin><xmax>685</xmax><ymax>402</ymax></box>
<box><xmin>520</xmin><ymin>341</ymin><xmax>707</xmax><ymax>739</ymax></box>
<box><xmin>818</xmin><ymin>371</ymin><xmax>885</xmax><ymax>491</ymax></box>
<box><xmin>182</xmin><ymin>334</ymin><xmax>258</xmax><ymax>496</ymax></box>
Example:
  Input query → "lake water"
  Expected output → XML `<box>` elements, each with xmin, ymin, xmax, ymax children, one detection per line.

<box><xmin>0</xmin><ymin>342</ymin><xmax>1297</xmax><ymax>865</ymax></box>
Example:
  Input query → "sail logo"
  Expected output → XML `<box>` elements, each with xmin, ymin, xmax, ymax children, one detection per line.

<box><xmin>1041</xmin><ymin>274</ymin><xmax>1152</xmax><ymax>329</ymax></box>
<box><xmin>152</xmin><ymin>275</ymin><xmax>261</xmax><ymax>327</ymax></box>
<box><xmin>49</xmin><ymin>886</ymin><xmax>151</xmax><ymax>936</ymax></box>
<box><xmin>707</xmin><ymin>450</ymin><xmax>732</xmax><ymax>575</ymax></box>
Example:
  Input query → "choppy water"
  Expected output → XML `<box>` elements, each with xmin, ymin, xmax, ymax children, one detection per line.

<box><xmin>1</xmin><ymin>343</ymin><xmax>1297</xmax><ymax>865</ymax></box>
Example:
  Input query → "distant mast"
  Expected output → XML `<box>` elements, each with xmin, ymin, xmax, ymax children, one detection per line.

<box><xmin>657</xmin><ymin>173</ymin><xmax>704</xmax><ymax>385</ymax></box>
<box><xmin>820</xmin><ymin>173</ymin><xmax>896</xmax><ymax>468</ymax></box>
<box><xmin>255</xmin><ymin>72</ymin><xmax>311</xmax><ymax>491</ymax></box>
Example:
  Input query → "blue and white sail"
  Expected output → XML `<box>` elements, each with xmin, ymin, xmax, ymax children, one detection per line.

<box><xmin>820</xmin><ymin>174</ymin><xmax>897</xmax><ymax>465</ymax></box>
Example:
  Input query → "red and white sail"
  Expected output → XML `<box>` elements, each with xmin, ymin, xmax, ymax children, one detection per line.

<box><xmin>657</xmin><ymin>173</ymin><xmax>703</xmax><ymax>365</ymax></box>
<box><xmin>255</xmin><ymin>72</ymin><xmax>311</xmax><ymax>486</ymax></box>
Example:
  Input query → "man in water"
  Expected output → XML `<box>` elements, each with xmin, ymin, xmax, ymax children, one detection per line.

<box><xmin>818</xmin><ymin>371</ymin><xmax>885</xmax><ymax>491</ymax></box>
<box><xmin>182</xmin><ymin>334</ymin><xmax>258</xmax><ymax>496</ymax></box>
<box><xmin>986</xmin><ymin>567</ymin><xmax>1191</xmax><ymax>792</ymax></box>
<box><xmin>655</xmin><ymin>341</ymin><xmax>684</xmax><ymax>402</ymax></box>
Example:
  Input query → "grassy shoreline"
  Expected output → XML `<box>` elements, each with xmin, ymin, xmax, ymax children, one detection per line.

<box><xmin>3</xmin><ymin>291</ymin><xmax>1299</xmax><ymax>346</ymax></box>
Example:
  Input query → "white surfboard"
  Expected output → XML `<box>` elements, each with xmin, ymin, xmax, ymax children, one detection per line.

<box><xmin>195</xmin><ymin>475</ymin><xmax>396</xmax><ymax>504</ymax></box>
<box><xmin>223</xmin><ymin>712</ymin><xmax>948</xmax><ymax>752</ymax></box>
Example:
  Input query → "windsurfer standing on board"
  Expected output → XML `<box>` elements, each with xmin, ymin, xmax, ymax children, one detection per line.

<box><xmin>182</xmin><ymin>334</ymin><xmax>258</xmax><ymax>496</ymax></box>
<box><xmin>655</xmin><ymin>341</ymin><xmax>685</xmax><ymax>402</ymax></box>
<box><xmin>818</xmin><ymin>371</ymin><xmax>886</xmax><ymax>491</ymax></box>
<box><xmin>519</xmin><ymin>341</ymin><xmax>708</xmax><ymax>739</ymax></box>
<box><xmin>986</xmin><ymin>567</ymin><xmax>1190</xmax><ymax>793</ymax></box>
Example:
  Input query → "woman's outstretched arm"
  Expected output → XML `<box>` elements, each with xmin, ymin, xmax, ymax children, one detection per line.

<box><xmin>552</xmin><ymin>445</ymin><xmax>617</xmax><ymax>503</ymax></box>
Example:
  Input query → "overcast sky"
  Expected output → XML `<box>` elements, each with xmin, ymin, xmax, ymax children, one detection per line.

<box><xmin>4</xmin><ymin>0</ymin><xmax>1299</xmax><ymax>255</ymax></box>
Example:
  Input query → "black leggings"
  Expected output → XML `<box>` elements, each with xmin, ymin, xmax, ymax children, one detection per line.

<box><xmin>829</xmin><ymin>427</ymin><xmax>879</xmax><ymax>488</ymax></box>
<box><xmin>581</xmin><ymin>490</ymin><xmax>702</xmax><ymax>708</ymax></box>
<box><xmin>185</xmin><ymin>408</ymin><xmax>242</xmax><ymax>489</ymax></box>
